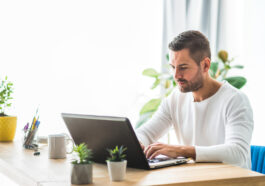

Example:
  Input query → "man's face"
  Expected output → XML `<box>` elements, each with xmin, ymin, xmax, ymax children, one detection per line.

<box><xmin>170</xmin><ymin>49</ymin><xmax>204</xmax><ymax>93</ymax></box>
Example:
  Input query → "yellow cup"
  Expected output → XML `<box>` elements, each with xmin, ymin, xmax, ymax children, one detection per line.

<box><xmin>0</xmin><ymin>116</ymin><xmax>17</xmax><ymax>141</ymax></box>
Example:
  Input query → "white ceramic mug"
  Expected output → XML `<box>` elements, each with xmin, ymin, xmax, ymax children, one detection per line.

<box><xmin>48</xmin><ymin>133</ymin><xmax>74</xmax><ymax>159</ymax></box>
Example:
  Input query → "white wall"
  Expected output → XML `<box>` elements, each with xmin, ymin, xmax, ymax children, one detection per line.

<box><xmin>222</xmin><ymin>0</ymin><xmax>265</xmax><ymax>145</ymax></box>
<box><xmin>0</xmin><ymin>0</ymin><xmax>162</xmax><ymax>137</ymax></box>
<box><xmin>242</xmin><ymin>0</ymin><xmax>265</xmax><ymax>145</ymax></box>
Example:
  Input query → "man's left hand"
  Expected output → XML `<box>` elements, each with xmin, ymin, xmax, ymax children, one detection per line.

<box><xmin>144</xmin><ymin>142</ymin><xmax>196</xmax><ymax>160</ymax></box>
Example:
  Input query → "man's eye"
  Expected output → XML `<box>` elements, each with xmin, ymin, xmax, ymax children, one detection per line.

<box><xmin>179</xmin><ymin>67</ymin><xmax>187</xmax><ymax>70</ymax></box>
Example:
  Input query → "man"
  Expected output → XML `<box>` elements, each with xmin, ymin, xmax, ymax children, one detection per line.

<box><xmin>136</xmin><ymin>30</ymin><xmax>253</xmax><ymax>169</ymax></box>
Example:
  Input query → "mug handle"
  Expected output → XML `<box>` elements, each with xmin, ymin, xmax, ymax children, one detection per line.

<box><xmin>60</xmin><ymin>133</ymin><xmax>74</xmax><ymax>154</ymax></box>
<box><xmin>66</xmin><ymin>138</ymin><xmax>74</xmax><ymax>154</ymax></box>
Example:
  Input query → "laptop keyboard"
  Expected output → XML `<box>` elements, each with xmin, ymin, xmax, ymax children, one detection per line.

<box><xmin>148</xmin><ymin>157</ymin><xmax>171</xmax><ymax>163</ymax></box>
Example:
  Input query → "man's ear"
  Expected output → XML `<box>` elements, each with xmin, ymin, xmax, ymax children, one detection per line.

<box><xmin>201</xmin><ymin>57</ymin><xmax>211</xmax><ymax>73</ymax></box>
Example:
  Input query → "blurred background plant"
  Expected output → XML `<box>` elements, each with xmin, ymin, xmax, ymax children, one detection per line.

<box><xmin>136</xmin><ymin>50</ymin><xmax>246</xmax><ymax>128</ymax></box>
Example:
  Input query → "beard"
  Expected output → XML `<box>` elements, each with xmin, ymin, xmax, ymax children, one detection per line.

<box><xmin>176</xmin><ymin>68</ymin><xmax>203</xmax><ymax>93</ymax></box>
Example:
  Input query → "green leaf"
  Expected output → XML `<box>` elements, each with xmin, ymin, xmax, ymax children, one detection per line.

<box><xmin>209</xmin><ymin>62</ymin><xmax>219</xmax><ymax>78</ymax></box>
<box><xmin>220</xmin><ymin>68</ymin><xmax>226</xmax><ymax>75</ymax></box>
<box><xmin>135</xmin><ymin>112</ymin><xmax>153</xmax><ymax>128</ymax></box>
<box><xmin>231</xmin><ymin>65</ymin><xmax>244</xmax><ymax>69</ymax></box>
<box><xmin>72</xmin><ymin>143</ymin><xmax>93</xmax><ymax>164</ymax></box>
<box><xmin>225</xmin><ymin>76</ymin><xmax>247</xmax><ymax>89</ymax></box>
<box><xmin>172</xmin><ymin>80</ymin><xmax>177</xmax><ymax>87</ymax></box>
<box><xmin>107</xmin><ymin>146</ymin><xmax>127</xmax><ymax>161</ymax></box>
<box><xmin>140</xmin><ymin>98</ymin><xmax>161</xmax><ymax>115</ymax></box>
<box><xmin>224</xmin><ymin>64</ymin><xmax>231</xmax><ymax>70</ymax></box>
<box><xmin>166</xmin><ymin>54</ymin><xmax>169</xmax><ymax>61</ymax></box>
<box><xmin>151</xmin><ymin>78</ymin><xmax>160</xmax><ymax>89</ymax></box>
<box><xmin>142</xmin><ymin>68</ymin><xmax>160</xmax><ymax>78</ymax></box>
<box><xmin>165</xmin><ymin>88</ymin><xmax>174</xmax><ymax>97</ymax></box>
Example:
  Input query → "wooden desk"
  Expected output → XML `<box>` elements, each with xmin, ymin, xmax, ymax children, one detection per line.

<box><xmin>0</xmin><ymin>141</ymin><xmax>264</xmax><ymax>186</ymax></box>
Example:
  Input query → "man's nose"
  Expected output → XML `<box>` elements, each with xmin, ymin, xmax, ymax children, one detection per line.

<box><xmin>174</xmin><ymin>69</ymin><xmax>182</xmax><ymax>79</ymax></box>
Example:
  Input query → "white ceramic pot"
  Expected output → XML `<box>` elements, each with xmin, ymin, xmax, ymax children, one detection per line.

<box><xmin>107</xmin><ymin>160</ymin><xmax>127</xmax><ymax>181</ymax></box>
<box><xmin>71</xmin><ymin>163</ymin><xmax>93</xmax><ymax>184</ymax></box>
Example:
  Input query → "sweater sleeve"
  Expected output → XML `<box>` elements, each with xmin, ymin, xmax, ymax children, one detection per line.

<box><xmin>136</xmin><ymin>97</ymin><xmax>173</xmax><ymax>146</ymax></box>
<box><xmin>195</xmin><ymin>92</ymin><xmax>254</xmax><ymax>168</ymax></box>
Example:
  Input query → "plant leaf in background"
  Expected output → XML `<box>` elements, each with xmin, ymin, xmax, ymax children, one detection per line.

<box><xmin>151</xmin><ymin>78</ymin><xmax>160</xmax><ymax>89</ymax></box>
<box><xmin>209</xmin><ymin>62</ymin><xmax>219</xmax><ymax>78</ymax></box>
<box><xmin>140</xmin><ymin>98</ymin><xmax>161</xmax><ymax>115</ymax></box>
<box><xmin>166</xmin><ymin>53</ymin><xmax>169</xmax><ymax>61</ymax></box>
<box><xmin>142</xmin><ymin>68</ymin><xmax>160</xmax><ymax>78</ymax></box>
<box><xmin>231</xmin><ymin>65</ymin><xmax>244</xmax><ymax>69</ymax></box>
<box><xmin>224</xmin><ymin>76</ymin><xmax>247</xmax><ymax>89</ymax></box>
<box><xmin>135</xmin><ymin>112</ymin><xmax>154</xmax><ymax>128</ymax></box>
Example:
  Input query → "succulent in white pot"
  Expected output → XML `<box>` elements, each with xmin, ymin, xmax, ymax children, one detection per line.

<box><xmin>106</xmin><ymin>145</ymin><xmax>127</xmax><ymax>181</ymax></box>
<box><xmin>71</xmin><ymin>143</ymin><xmax>93</xmax><ymax>184</ymax></box>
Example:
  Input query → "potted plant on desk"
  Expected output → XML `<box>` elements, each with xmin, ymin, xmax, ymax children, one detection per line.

<box><xmin>71</xmin><ymin>143</ymin><xmax>93</xmax><ymax>184</ymax></box>
<box><xmin>0</xmin><ymin>76</ymin><xmax>17</xmax><ymax>141</ymax></box>
<box><xmin>106</xmin><ymin>145</ymin><xmax>127</xmax><ymax>181</ymax></box>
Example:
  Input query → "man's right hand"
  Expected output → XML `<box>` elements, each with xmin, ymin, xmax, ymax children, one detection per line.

<box><xmin>139</xmin><ymin>142</ymin><xmax>145</xmax><ymax>151</ymax></box>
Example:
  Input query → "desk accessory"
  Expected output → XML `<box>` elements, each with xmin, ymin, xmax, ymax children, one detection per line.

<box><xmin>23</xmin><ymin>108</ymin><xmax>40</xmax><ymax>149</ymax></box>
<box><xmin>48</xmin><ymin>134</ymin><xmax>74</xmax><ymax>159</ymax></box>
<box><xmin>71</xmin><ymin>143</ymin><xmax>93</xmax><ymax>184</ymax></box>
<box><xmin>106</xmin><ymin>145</ymin><xmax>127</xmax><ymax>181</ymax></box>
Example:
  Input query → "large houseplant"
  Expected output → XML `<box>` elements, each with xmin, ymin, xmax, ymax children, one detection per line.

<box><xmin>0</xmin><ymin>76</ymin><xmax>17</xmax><ymax>141</ymax></box>
<box><xmin>136</xmin><ymin>50</ymin><xmax>246</xmax><ymax>128</ymax></box>
<box><xmin>106</xmin><ymin>145</ymin><xmax>127</xmax><ymax>181</ymax></box>
<box><xmin>71</xmin><ymin>143</ymin><xmax>93</xmax><ymax>184</ymax></box>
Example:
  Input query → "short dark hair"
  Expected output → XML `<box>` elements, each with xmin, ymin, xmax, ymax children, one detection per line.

<box><xmin>168</xmin><ymin>30</ymin><xmax>211</xmax><ymax>65</ymax></box>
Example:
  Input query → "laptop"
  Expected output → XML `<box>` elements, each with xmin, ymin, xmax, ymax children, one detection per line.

<box><xmin>61</xmin><ymin>113</ymin><xmax>188</xmax><ymax>169</ymax></box>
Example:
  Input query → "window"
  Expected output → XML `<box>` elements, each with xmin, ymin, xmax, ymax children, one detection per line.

<box><xmin>0</xmin><ymin>0</ymin><xmax>162</xmax><ymax>136</ymax></box>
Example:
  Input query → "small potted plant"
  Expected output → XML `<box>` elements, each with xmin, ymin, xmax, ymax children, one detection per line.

<box><xmin>106</xmin><ymin>145</ymin><xmax>127</xmax><ymax>181</ymax></box>
<box><xmin>71</xmin><ymin>143</ymin><xmax>93</xmax><ymax>184</ymax></box>
<box><xmin>0</xmin><ymin>76</ymin><xmax>17</xmax><ymax>141</ymax></box>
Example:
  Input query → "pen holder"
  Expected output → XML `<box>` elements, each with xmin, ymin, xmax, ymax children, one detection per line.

<box><xmin>23</xmin><ymin>119</ymin><xmax>41</xmax><ymax>150</ymax></box>
<box><xmin>23</xmin><ymin>127</ymin><xmax>39</xmax><ymax>149</ymax></box>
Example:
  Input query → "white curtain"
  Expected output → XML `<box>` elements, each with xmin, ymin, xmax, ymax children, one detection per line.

<box><xmin>162</xmin><ymin>0</ymin><xmax>244</xmax><ymax>67</ymax></box>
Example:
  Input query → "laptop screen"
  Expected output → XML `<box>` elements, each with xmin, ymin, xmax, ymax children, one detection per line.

<box><xmin>62</xmin><ymin>113</ymin><xmax>150</xmax><ymax>169</ymax></box>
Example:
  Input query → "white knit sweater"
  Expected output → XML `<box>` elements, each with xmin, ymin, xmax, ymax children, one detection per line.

<box><xmin>136</xmin><ymin>81</ymin><xmax>253</xmax><ymax>169</ymax></box>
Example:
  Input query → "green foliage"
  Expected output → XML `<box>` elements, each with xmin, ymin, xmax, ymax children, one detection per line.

<box><xmin>140</xmin><ymin>98</ymin><xmax>161</xmax><ymax>115</ymax></box>
<box><xmin>135</xmin><ymin>112</ymin><xmax>154</xmax><ymax>129</ymax></box>
<box><xmin>71</xmin><ymin>143</ymin><xmax>93</xmax><ymax>164</ymax></box>
<box><xmin>136</xmin><ymin>50</ymin><xmax>247</xmax><ymax>128</ymax></box>
<box><xmin>142</xmin><ymin>68</ymin><xmax>160</xmax><ymax>78</ymax></box>
<box><xmin>209</xmin><ymin>62</ymin><xmax>219</xmax><ymax>78</ymax></box>
<box><xmin>224</xmin><ymin>76</ymin><xmax>247</xmax><ymax>89</ymax></box>
<box><xmin>107</xmin><ymin>146</ymin><xmax>127</xmax><ymax>162</ymax></box>
<box><xmin>0</xmin><ymin>76</ymin><xmax>14</xmax><ymax>116</ymax></box>
<box><xmin>209</xmin><ymin>50</ymin><xmax>246</xmax><ymax>89</ymax></box>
